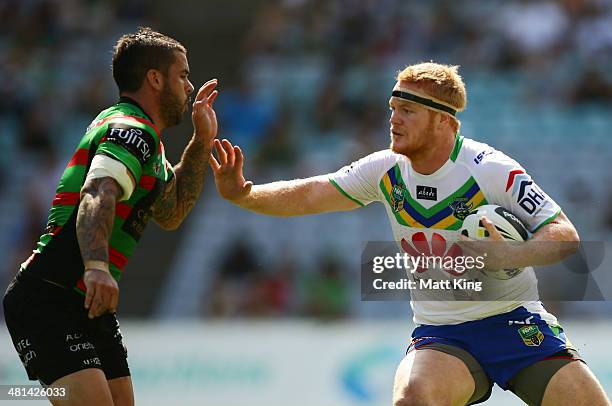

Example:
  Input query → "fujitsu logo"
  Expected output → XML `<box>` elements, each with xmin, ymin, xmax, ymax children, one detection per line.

<box><xmin>105</xmin><ymin>123</ymin><xmax>156</xmax><ymax>165</ymax></box>
<box><xmin>400</xmin><ymin>232</ymin><xmax>464</xmax><ymax>276</ymax></box>
<box><xmin>108</xmin><ymin>127</ymin><xmax>152</xmax><ymax>161</ymax></box>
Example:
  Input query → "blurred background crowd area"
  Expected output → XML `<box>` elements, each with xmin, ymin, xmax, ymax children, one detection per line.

<box><xmin>1</xmin><ymin>0</ymin><xmax>611</xmax><ymax>320</ymax></box>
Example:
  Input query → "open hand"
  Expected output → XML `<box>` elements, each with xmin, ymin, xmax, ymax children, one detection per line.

<box><xmin>192</xmin><ymin>79</ymin><xmax>219</xmax><ymax>148</ymax></box>
<box><xmin>210</xmin><ymin>139</ymin><xmax>253</xmax><ymax>203</ymax></box>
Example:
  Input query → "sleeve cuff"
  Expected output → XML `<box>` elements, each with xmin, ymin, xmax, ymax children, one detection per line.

<box><xmin>530</xmin><ymin>208</ymin><xmax>561</xmax><ymax>233</ymax></box>
<box><xmin>329</xmin><ymin>178</ymin><xmax>365</xmax><ymax>207</ymax></box>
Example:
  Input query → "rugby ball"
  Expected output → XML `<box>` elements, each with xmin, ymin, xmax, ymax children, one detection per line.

<box><xmin>458</xmin><ymin>204</ymin><xmax>530</xmax><ymax>279</ymax></box>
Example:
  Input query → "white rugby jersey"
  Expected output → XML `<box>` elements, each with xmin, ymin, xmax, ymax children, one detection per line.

<box><xmin>329</xmin><ymin>135</ymin><xmax>561</xmax><ymax>325</ymax></box>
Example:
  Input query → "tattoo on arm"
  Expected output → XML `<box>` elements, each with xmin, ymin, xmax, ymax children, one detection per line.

<box><xmin>76</xmin><ymin>177</ymin><xmax>122</xmax><ymax>265</ymax></box>
<box><xmin>152</xmin><ymin>136</ymin><xmax>209</xmax><ymax>230</ymax></box>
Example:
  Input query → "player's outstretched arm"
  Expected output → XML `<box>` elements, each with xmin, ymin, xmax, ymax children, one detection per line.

<box><xmin>77</xmin><ymin>176</ymin><xmax>122</xmax><ymax>318</ymax></box>
<box><xmin>152</xmin><ymin>79</ymin><xmax>219</xmax><ymax>230</ymax></box>
<box><xmin>211</xmin><ymin>139</ymin><xmax>361</xmax><ymax>216</ymax></box>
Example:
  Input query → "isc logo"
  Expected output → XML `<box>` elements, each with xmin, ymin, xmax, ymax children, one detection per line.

<box><xmin>473</xmin><ymin>150</ymin><xmax>492</xmax><ymax>165</ymax></box>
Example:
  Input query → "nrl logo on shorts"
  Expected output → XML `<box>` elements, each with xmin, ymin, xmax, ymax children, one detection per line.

<box><xmin>390</xmin><ymin>183</ymin><xmax>406</xmax><ymax>213</ymax></box>
<box><xmin>518</xmin><ymin>325</ymin><xmax>544</xmax><ymax>347</ymax></box>
<box><xmin>449</xmin><ymin>197</ymin><xmax>473</xmax><ymax>220</ymax></box>
<box><xmin>152</xmin><ymin>162</ymin><xmax>161</xmax><ymax>175</ymax></box>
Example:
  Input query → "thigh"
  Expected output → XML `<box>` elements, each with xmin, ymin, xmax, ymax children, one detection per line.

<box><xmin>542</xmin><ymin>361</ymin><xmax>610</xmax><ymax>406</ymax></box>
<box><xmin>108</xmin><ymin>376</ymin><xmax>134</xmax><ymax>406</ymax></box>
<box><xmin>49</xmin><ymin>368</ymin><xmax>113</xmax><ymax>406</ymax></box>
<box><xmin>393</xmin><ymin>348</ymin><xmax>475</xmax><ymax>406</ymax></box>
<box><xmin>509</xmin><ymin>348</ymin><xmax>610</xmax><ymax>406</ymax></box>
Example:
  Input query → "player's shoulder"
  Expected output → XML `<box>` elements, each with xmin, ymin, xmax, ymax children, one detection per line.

<box><xmin>355</xmin><ymin>149</ymin><xmax>405</xmax><ymax>173</ymax></box>
<box><xmin>335</xmin><ymin>149</ymin><xmax>405</xmax><ymax>183</ymax></box>
<box><xmin>109</xmin><ymin>103</ymin><xmax>158</xmax><ymax>131</ymax></box>
<box><xmin>364</xmin><ymin>149</ymin><xmax>404</xmax><ymax>163</ymax></box>
<box><xmin>85</xmin><ymin>103</ymin><xmax>160</xmax><ymax>166</ymax></box>
<box><xmin>87</xmin><ymin>102</ymin><xmax>159</xmax><ymax>139</ymax></box>
<box><xmin>456</xmin><ymin>136</ymin><xmax>522</xmax><ymax>175</ymax></box>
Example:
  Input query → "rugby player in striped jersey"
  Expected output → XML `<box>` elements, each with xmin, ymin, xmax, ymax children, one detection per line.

<box><xmin>3</xmin><ymin>27</ymin><xmax>219</xmax><ymax>405</ymax></box>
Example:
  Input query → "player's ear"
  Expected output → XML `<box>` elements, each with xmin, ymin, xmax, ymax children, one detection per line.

<box><xmin>145</xmin><ymin>69</ymin><xmax>164</xmax><ymax>92</ymax></box>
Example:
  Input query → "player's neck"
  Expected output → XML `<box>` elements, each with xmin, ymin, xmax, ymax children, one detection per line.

<box><xmin>408</xmin><ymin>133</ymin><xmax>456</xmax><ymax>175</ymax></box>
<box><xmin>120</xmin><ymin>91</ymin><xmax>166</xmax><ymax>131</ymax></box>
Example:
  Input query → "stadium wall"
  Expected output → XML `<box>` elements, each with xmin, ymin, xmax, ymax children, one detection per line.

<box><xmin>1</xmin><ymin>320</ymin><xmax>610</xmax><ymax>405</ymax></box>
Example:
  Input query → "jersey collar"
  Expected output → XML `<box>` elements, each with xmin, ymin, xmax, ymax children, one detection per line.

<box><xmin>407</xmin><ymin>133</ymin><xmax>463</xmax><ymax>180</ymax></box>
<box><xmin>118</xmin><ymin>96</ymin><xmax>155</xmax><ymax>124</ymax></box>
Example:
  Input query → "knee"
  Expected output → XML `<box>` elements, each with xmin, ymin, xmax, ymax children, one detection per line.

<box><xmin>111</xmin><ymin>389</ymin><xmax>134</xmax><ymax>406</ymax></box>
<box><xmin>108</xmin><ymin>376</ymin><xmax>133</xmax><ymax>406</ymax></box>
<box><xmin>394</xmin><ymin>379</ymin><xmax>441</xmax><ymax>406</ymax></box>
<box><xmin>113</xmin><ymin>394</ymin><xmax>134</xmax><ymax>406</ymax></box>
<box><xmin>112</xmin><ymin>394</ymin><xmax>134</xmax><ymax>406</ymax></box>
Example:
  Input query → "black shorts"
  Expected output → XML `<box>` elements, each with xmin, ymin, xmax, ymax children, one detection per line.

<box><xmin>2</xmin><ymin>272</ymin><xmax>130</xmax><ymax>385</ymax></box>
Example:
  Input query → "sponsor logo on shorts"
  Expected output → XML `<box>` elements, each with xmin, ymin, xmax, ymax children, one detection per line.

<box><xmin>22</xmin><ymin>350</ymin><xmax>37</xmax><ymax>367</ymax></box>
<box><xmin>65</xmin><ymin>333</ymin><xmax>83</xmax><ymax>341</ymax></box>
<box><xmin>69</xmin><ymin>341</ymin><xmax>94</xmax><ymax>352</ymax></box>
<box><xmin>16</xmin><ymin>339</ymin><xmax>37</xmax><ymax>367</ymax></box>
<box><xmin>83</xmin><ymin>357</ymin><xmax>102</xmax><ymax>367</ymax></box>
<box><xmin>518</xmin><ymin>324</ymin><xmax>545</xmax><ymax>347</ymax></box>
<box><xmin>508</xmin><ymin>315</ymin><xmax>534</xmax><ymax>326</ymax></box>
<box><xmin>16</xmin><ymin>338</ymin><xmax>31</xmax><ymax>352</ymax></box>
<box><xmin>66</xmin><ymin>332</ymin><xmax>95</xmax><ymax>353</ymax></box>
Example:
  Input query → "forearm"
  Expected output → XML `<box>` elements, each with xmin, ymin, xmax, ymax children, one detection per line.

<box><xmin>76</xmin><ymin>178</ymin><xmax>119</xmax><ymax>269</ymax></box>
<box><xmin>237</xmin><ymin>180</ymin><xmax>313</xmax><ymax>216</ymax></box>
<box><xmin>212</xmin><ymin>138</ymin><xmax>361</xmax><ymax>216</ymax></box>
<box><xmin>174</xmin><ymin>134</ymin><xmax>210</xmax><ymax>213</ymax></box>
<box><xmin>500</xmin><ymin>218</ymin><xmax>580</xmax><ymax>268</ymax></box>
<box><xmin>155</xmin><ymin>134</ymin><xmax>209</xmax><ymax>229</ymax></box>
<box><xmin>236</xmin><ymin>176</ymin><xmax>345</xmax><ymax>216</ymax></box>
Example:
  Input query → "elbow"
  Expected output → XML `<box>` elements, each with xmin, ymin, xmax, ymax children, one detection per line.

<box><xmin>155</xmin><ymin>210</ymin><xmax>189</xmax><ymax>230</ymax></box>
<box><xmin>80</xmin><ymin>182</ymin><xmax>98</xmax><ymax>201</ymax></box>
<box><xmin>560</xmin><ymin>226</ymin><xmax>580</xmax><ymax>258</ymax></box>
<box><xmin>568</xmin><ymin>228</ymin><xmax>580</xmax><ymax>244</ymax></box>
<box><xmin>156</xmin><ymin>218</ymin><xmax>182</xmax><ymax>231</ymax></box>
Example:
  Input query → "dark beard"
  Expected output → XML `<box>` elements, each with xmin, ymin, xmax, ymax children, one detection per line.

<box><xmin>160</xmin><ymin>84</ymin><xmax>185</xmax><ymax>127</ymax></box>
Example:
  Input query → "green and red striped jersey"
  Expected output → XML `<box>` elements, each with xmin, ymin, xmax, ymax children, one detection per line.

<box><xmin>21</xmin><ymin>97</ymin><xmax>173</xmax><ymax>295</ymax></box>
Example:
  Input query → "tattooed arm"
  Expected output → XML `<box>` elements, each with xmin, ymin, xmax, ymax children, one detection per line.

<box><xmin>152</xmin><ymin>79</ymin><xmax>219</xmax><ymax>230</ymax></box>
<box><xmin>76</xmin><ymin>176</ymin><xmax>121</xmax><ymax>318</ymax></box>
<box><xmin>152</xmin><ymin>136</ymin><xmax>209</xmax><ymax>230</ymax></box>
